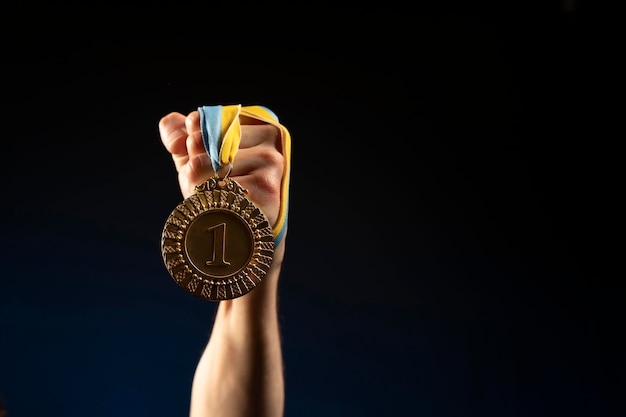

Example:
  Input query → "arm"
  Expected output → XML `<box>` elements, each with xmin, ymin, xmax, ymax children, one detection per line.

<box><xmin>159</xmin><ymin>110</ymin><xmax>286</xmax><ymax>417</ymax></box>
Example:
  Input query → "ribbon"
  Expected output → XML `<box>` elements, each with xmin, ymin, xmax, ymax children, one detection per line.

<box><xmin>198</xmin><ymin>104</ymin><xmax>291</xmax><ymax>246</ymax></box>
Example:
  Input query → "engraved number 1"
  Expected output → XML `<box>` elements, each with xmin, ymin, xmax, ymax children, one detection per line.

<box><xmin>205</xmin><ymin>223</ymin><xmax>231</xmax><ymax>266</ymax></box>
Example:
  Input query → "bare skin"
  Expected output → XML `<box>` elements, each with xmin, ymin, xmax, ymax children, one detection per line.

<box><xmin>159</xmin><ymin>110</ymin><xmax>286</xmax><ymax>417</ymax></box>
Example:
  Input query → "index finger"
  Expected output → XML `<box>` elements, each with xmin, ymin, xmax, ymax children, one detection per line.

<box><xmin>238</xmin><ymin>124</ymin><xmax>282</xmax><ymax>151</ymax></box>
<box><xmin>159</xmin><ymin>112</ymin><xmax>190</xmax><ymax>172</ymax></box>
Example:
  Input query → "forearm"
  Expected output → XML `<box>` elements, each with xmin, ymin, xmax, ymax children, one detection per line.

<box><xmin>189</xmin><ymin>243</ymin><xmax>285</xmax><ymax>417</ymax></box>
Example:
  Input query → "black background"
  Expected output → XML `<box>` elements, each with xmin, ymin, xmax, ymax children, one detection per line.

<box><xmin>1</xmin><ymin>7</ymin><xmax>623</xmax><ymax>417</ymax></box>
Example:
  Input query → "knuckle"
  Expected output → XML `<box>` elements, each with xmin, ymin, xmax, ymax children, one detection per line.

<box><xmin>256</xmin><ymin>147</ymin><xmax>285</xmax><ymax>170</ymax></box>
<box><xmin>252</xmin><ymin>149</ymin><xmax>284</xmax><ymax>196</ymax></box>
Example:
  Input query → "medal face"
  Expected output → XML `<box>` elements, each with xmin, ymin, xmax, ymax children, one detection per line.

<box><xmin>161</xmin><ymin>177</ymin><xmax>274</xmax><ymax>301</ymax></box>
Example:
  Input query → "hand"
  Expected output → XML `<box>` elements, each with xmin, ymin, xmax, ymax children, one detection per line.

<box><xmin>158</xmin><ymin>110</ymin><xmax>285</xmax><ymax>230</ymax></box>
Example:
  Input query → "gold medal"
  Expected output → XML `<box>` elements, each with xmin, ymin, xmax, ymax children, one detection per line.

<box><xmin>161</xmin><ymin>176</ymin><xmax>274</xmax><ymax>301</ymax></box>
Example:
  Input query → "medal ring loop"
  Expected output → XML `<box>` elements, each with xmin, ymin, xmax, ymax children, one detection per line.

<box><xmin>216</xmin><ymin>163</ymin><xmax>233</xmax><ymax>181</ymax></box>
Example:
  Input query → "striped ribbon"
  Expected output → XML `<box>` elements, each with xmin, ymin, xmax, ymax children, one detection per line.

<box><xmin>198</xmin><ymin>104</ymin><xmax>291</xmax><ymax>246</ymax></box>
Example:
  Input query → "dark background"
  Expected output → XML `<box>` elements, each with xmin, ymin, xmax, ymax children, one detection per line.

<box><xmin>1</xmin><ymin>7</ymin><xmax>623</xmax><ymax>417</ymax></box>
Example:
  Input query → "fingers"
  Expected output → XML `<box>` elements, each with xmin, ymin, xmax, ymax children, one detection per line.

<box><xmin>159</xmin><ymin>112</ymin><xmax>187</xmax><ymax>154</ymax></box>
<box><xmin>178</xmin><ymin>152</ymin><xmax>212</xmax><ymax>199</ymax></box>
<box><xmin>239</xmin><ymin>124</ymin><xmax>282</xmax><ymax>150</ymax></box>
<box><xmin>159</xmin><ymin>112</ymin><xmax>189</xmax><ymax>172</ymax></box>
<box><xmin>161</xmin><ymin>111</ymin><xmax>280</xmax><ymax>156</ymax></box>
<box><xmin>230</xmin><ymin>148</ymin><xmax>284</xmax><ymax>226</ymax></box>
<box><xmin>229</xmin><ymin>124</ymin><xmax>284</xmax><ymax>200</ymax></box>
<box><xmin>230</xmin><ymin>147</ymin><xmax>284</xmax><ymax>187</ymax></box>
<box><xmin>184</xmin><ymin>111</ymin><xmax>208</xmax><ymax>159</ymax></box>
<box><xmin>159</xmin><ymin>110</ymin><xmax>284</xmax><ymax>204</ymax></box>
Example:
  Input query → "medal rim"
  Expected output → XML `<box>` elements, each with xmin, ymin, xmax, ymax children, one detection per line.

<box><xmin>161</xmin><ymin>181</ymin><xmax>274</xmax><ymax>301</ymax></box>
